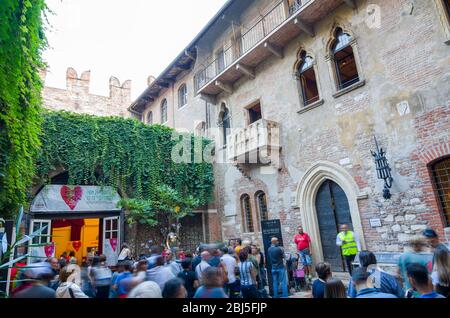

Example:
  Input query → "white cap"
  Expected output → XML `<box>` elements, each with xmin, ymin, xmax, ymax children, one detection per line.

<box><xmin>128</xmin><ymin>281</ymin><xmax>162</xmax><ymax>298</ymax></box>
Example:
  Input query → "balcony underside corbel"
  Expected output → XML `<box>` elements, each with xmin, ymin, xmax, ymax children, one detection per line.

<box><xmin>294</xmin><ymin>18</ymin><xmax>315</xmax><ymax>37</ymax></box>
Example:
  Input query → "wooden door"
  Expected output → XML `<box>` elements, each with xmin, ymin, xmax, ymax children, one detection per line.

<box><xmin>315</xmin><ymin>180</ymin><xmax>352</xmax><ymax>272</ymax></box>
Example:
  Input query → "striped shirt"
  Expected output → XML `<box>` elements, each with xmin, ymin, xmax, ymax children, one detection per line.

<box><xmin>238</xmin><ymin>261</ymin><xmax>256</xmax><ymax>286</ymax></box>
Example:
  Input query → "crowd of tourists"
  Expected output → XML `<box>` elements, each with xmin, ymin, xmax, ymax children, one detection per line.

<box><xmin>8</xmin><ymin>227</ymin><xmax>449</xmax><ymax>299</ymax></box>
<box><xmin>9</xmin><ymin>240</ymin><xmax>269</xmax><ymax>299</ymax></box>
<box><xmin>310</xmin><ymin>228</ymin><xmax>450</xmax><ymax>298</ymax></box>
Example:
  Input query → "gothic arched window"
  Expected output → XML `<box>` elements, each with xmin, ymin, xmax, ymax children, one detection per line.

<box><xmin>161</xmin><ymin>99</ymin><xmax>168</xmax><ymax>124</ymax></box>
<box><xmin>297</xmin><ymin>51</ymin><xmax>320</xmax><ymax>106</ymax></box>
<box><xmin>147</xmin><ymin>111</ymin><xmax>153</xmax><ymax>125</ymax></box>
<box><xmin>241</xmin><ymin>194</ymin><xmax>254</xmax><ymax>233</ymax></box>
<box><xmin>255</xmin><ymin>191</ymin><xmax>269</xmax><ymax>222</ymax></box>
<box><xmin>219</xmin><ymin>104</ymin><xmax>231</xmax><ymax>146</ymax></box>
<box><xmin>332</xmin><ymin>28</ymin><xmax>359</xmax><ymax>90</ymax></box>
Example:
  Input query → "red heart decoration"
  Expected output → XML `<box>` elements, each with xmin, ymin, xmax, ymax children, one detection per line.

<box><xmin>60</xmin><ymin>186</ymin><xmax>83</xmax><ymax>210</ymax></box>
<box><xmin>109</xmin><ymin>238</ymin><xmax>117</xmax><ymax>252</ymax></box>
<box><xmin>44</xmin><ymin>242</ymin><xmax>55</xmax><ymax>257</ymax></box>
<box><xmin>72</xmin><ymin>241</ymin><xmax>81</xmax><ymax>252</ymax></box>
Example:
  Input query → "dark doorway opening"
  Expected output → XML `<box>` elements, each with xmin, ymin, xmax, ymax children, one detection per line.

<box><xmin>248</xmin><ymin>103</ymin><xmax>262</xmax><ymax>125</ymax></box>
<box><xmin>315</xmin><ymin>180</ymin><xmax>353</xmax><ymax>272</ymax></box>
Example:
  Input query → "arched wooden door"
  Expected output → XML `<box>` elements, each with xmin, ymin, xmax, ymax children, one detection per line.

<box><xmin>315</xmin><ymin>180</ymin><xmax>353</xmax><ymax>272</ymax></box>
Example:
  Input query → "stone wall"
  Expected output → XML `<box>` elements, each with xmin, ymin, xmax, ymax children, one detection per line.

<box><xmin>41</xmin><ymin>67</ymin><xmax>132</xmax><ymax>118</ymax></box>
<box><xmin>137</xmin><ymin>0</ymin><xmax>450</xmax><ymax>258</ymax></box>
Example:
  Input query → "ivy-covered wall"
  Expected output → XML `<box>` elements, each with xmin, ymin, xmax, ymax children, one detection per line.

<box><xmin>0</xmin><ymin>0</ymin><xmax>47</xmax><ymax>218</ymax></box>
<box><xmin>36</xmin><ymin>111</ymin><xmax>215</xmax><ymax>242</ymax></box>
<box><xmin>37</xmin><ymin>111</ymin><xmax>214</xmax><ymax>202</ymax></box>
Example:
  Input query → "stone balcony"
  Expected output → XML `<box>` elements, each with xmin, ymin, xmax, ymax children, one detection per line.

<box><xmin>194</xmin><ymin>0</ymin><xmax>354</xmax><ymax>100</ymax></box>
<box><xmin>227</xmin><ymin>119</ymin><xmax>281</xmax><ymax>164</ymax></box>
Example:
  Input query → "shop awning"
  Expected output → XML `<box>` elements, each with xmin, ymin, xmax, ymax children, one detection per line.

<box><xmin>30</xmin><ymin>185</ymin><xmax>122</xmax><ymax>214</ymax></box>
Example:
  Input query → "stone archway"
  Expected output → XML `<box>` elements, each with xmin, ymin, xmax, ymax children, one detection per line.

<box><xmin>296</xmin><ymin>161</ymin><xmax>367</xmax><ymax>266</ymax></box>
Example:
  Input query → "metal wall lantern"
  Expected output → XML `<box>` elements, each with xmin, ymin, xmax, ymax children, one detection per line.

<box><xmin>371</xmin><ymin>137</ymin><xmax>394</xmax><ymax>200</ymax></box>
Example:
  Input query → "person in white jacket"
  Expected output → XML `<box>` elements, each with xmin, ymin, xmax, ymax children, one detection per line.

<box><xmin>56</xmin><ymin>267</ymin><xmax>89</xmax><ymax>298</ymax></box>
<box><xmin>66</xmin><ymin>258</ymin><xmax>82</xmax><ymax>286</ymax></box>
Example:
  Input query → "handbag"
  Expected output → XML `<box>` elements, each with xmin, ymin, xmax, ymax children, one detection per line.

<box><xmin>294</xmin><ymin>269</ymin><xmax>305</xmax><ymax>278</ymax></box>
<box><xmin>220</xmin><ymin>262</ymin><xmax>229</xmax><ymax>284</ymax></box>
<box><xmin>68</xmin><ymin>286</ymin><xmax>75</xmax><ymax>298</ymax></box>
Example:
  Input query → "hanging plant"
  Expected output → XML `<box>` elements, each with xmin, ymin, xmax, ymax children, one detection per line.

<box><xmin>0</xmin><ymin>0</ymin><xmax>48</xmax><ymax>218</ymax></box>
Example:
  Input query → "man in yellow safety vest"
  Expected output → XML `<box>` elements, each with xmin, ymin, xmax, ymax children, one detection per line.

<box><xmin>336</xmin><ymin>224</ymin><xmax>361</xmax><ymax>275</ymax></box>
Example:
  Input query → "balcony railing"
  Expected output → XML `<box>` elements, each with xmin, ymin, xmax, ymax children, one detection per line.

<box><xmin>195</xmin><ymin>43</ymin><xmax>234</xmax><ymax>92</ymax></box>
<box><xmin>194</xmin><ymin>0</ymin><xmax>309</xmax><ymax>93</ymax></box>
<box><xmin>227</xmin><ymin>119</ymin><xmax>280</xmax><ymax>163</ymax></box>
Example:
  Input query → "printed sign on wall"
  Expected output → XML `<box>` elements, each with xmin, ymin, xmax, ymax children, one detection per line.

<box><xmin>103</xmin><ymin>238</ymin><xmax>118</xmax><ymax>266</ymax></box>
<box><xmin>30</xmin><ymin>185</ymin><xmax>122</xmax><ymax>213</ymax></box>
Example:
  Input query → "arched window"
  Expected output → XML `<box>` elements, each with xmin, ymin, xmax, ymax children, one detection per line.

<box><xmin>219</xmin><ymin>104</ymin><xmax>231</xmax><ymax>146</ymax></box>
<box><xmin>178</xmin><ymin>84</ymin><xmax>188</xmax><ymax>108</ymax></box>
<box><xmin>332</xmin><ymin>28</ymin><xmax>359</xmax><ymax>90</ymax></box>
<box><xmin>147</xmin><ymin>111</ymin><xmax>153</xmax><ymax>125</ymax></box>
<box><xmin>160</xmin><ymin>99</ymin><xmax>168</xmax><ymax>124</ymax></box>
<box><xmin>241</xmin><ymin>194</ymin><xmax>254</xmax><ymax>233</ymax></box>
<box><xmin>297</xmin><ymin>51</ymin><xmax>320</xmax><ymax>106</ymax></box>
<box><xmin>255</xmin><ymin>191</ymin><xmax>269</xmax><ymax>222</ymax></box>
<box><xmin>432</xmin><ymin>157</ymin><xmax>450</xmax><ymax>226</ymax></box>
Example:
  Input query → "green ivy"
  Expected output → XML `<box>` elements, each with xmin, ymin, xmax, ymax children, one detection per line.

<box><xmin>36</xmin><ymin>111</ymin><xmax>215</xmax><ymax>234</ymax></box>
<box><xmin>0</xmin><ymin>0</ymin><xmax>48</xmax><ymax>218</ymax></box>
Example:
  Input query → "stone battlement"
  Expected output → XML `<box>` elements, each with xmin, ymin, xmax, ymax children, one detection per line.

<box><xmin>41</xmin><ymin>67</ymin><xmax>131</xmax><ymax>118</ymax></box>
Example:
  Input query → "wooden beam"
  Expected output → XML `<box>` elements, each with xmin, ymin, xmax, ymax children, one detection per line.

<box><xmin>215</xmin><ymin>80</ymin><xmax>233</xmax><ymax>94</ymax></box>
<box><xmin>344</xmin><ymin>0</ymin><xmax>356</xmax><ymax>9</ymax></box>
<box><xmin>264</xmin><ymin>42</ymin><xmax>283</xmax><ymax>59</ymax></box>
<box><xmin>142</xmin><ymin>96</ymin><xmax>154</xmax><ymax>103</ymax></box>
<box><xmin>157</xmin><ymin>82</ymin><xmax>170</xmax><ymax>88</ymax></box>
<box><xmin>199</xmin><ymin>93</ymin><xmax>217</xmax><ymax>105</ymax></box>
<box><xmin>294</xmin><ymin>18</ymin><xmax>315</xmax><ymax>37</ymax></box>
<box><xmin>236</xmin><ymin>64</ymin><xmax>255</xmax><ymax>79</ymax></box>
<box><xmin>184</xmin><ymin>50</ymin><xmax>196</xmax><ymax>61</ymax></box>
<box><xmin>174</xmin><ymin>64</ymin><xmax>190</xmax><ymax>71</ymax></box>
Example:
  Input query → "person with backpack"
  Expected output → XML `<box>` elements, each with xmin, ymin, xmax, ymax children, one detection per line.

<box><xmin>56</xmin><ymin>267</ymin><xmax>88</xmax><ymax>298</ymax></box>
<box><xmin>90</xmin><ymin>255</ymin><xmax>113</xmax><ymax>298</ymax></box>
<box><xmin>347</xmin><ymin>251</ymin><xmax>404</xmax><ymax>298</ymax></box>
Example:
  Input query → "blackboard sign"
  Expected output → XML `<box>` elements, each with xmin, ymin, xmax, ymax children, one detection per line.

<box><xmin>261</xmin><ymin>219</ymin><xmax>284</xmax><ymax>296</ymax></box>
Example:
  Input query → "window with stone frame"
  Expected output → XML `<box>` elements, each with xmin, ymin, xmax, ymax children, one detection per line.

<box><xmin>332</xmin><ymin>28</ymin><xmax>359</xmax><ymax>90</ymax></box>
<box><xmin>431</xmin><ymin>156</ymin><xmax>450</xmax><ymax>226</ymax></box>
<box><xmin>178</xmin><ymin>84</ymin><xmax>188</xmax><ymax>108</ymax></box>
<box><xmin>241</xmin><ymin>194</ymin><xmax>254</xmax><ymax>233</ymax></box>
<box><xmin>147</xmin><ymin>111</ymin><xmax>153</xmax><ymax>125</ymax></box>
<box><xmin>255</xmin><ymin>191</ymin><xmax>269</xmax><ymax>222</ymax></box>
<box><xmin>205</xmin><ymin>102</ymin><xmax>212</xmax><ymax>131</ymax></box>
<box><xmin>160</xmin><ymin>99</ymin><xmax>168</xmax><ymax>124</ymax></box>
<box><xmin>435</xmin><ymin>0</ymin><xmax>450</xmax><ymax>44</ymax></box>
<box><xmin>218</xmin><ymin>104</ymin><xmax>231</xmax><ymax>147</ymax></box>
<box><xmin>296</xmin><ymin>51</ymin><xmax>320</xmax><ymax>107</ymax></box>
<box><xmin>247</xmin><ymin>102</ymin><xmax>262</xmax><ymax>125</ymax></box>
<box><xmin>445</xmin><ymin>0</ymin><xmax>450</xmax><ymax>20</ymax></box>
